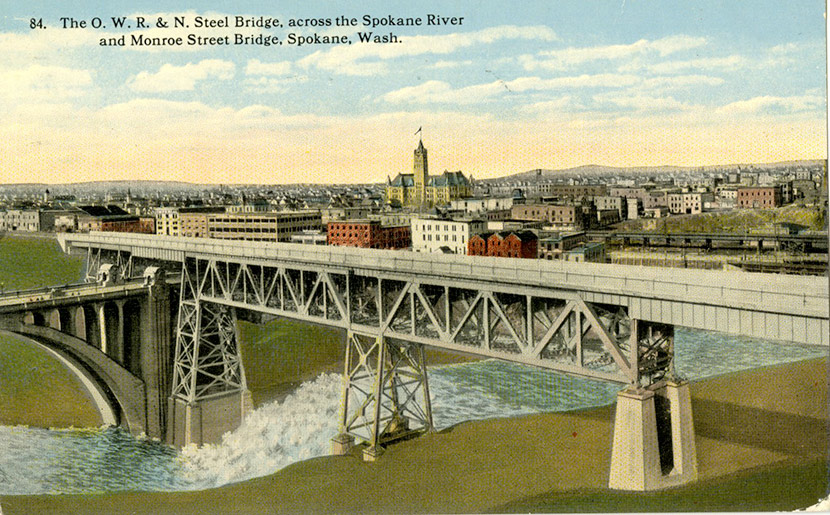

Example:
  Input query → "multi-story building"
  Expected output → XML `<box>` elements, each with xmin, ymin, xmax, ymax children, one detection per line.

<box><xmin>564</xmin><ymin>242</ymin><xmax>605</xmax><ymax>263</ymax></box>
<box><xmin>596</xmin><ymin>209</ymin><xmax>621</xmax><ymax>227</ymax></box>
<box><xmin>737</xmin><ymin>187</ymin><xmax>782</xmax><ymax>209</ymax></box>
<box><xmin>38</xmin><ymin>209</ymin><xmax>78</xmax><ymax>232</ymax></box>
<box><xmin>537</xmin><ymin>231</ymin><xmax>587</xmax><ymax>260</ymax></box>
<box><xmin>667</xmin><ymin>192</ymin><xmax>708</xmax><ymax>215</ymax></box>
<box><xmin>0</xmin><ymin>209</ymin><xmax>40</xmax><ymax>232</ymax></box>
<box><xmin>411</xmin><ymin>217</ymin><xmax>485</xmax><ymax>254</ymax></box>
<box><xmin>54</xmin><ymin>214</ymin><xmax>78</xmax><ymax>232</ymax></box>
<box><xmin>449</xmin><ymin>197</ymin><xmax>515</xmax><ymax>215</ymax></box>
<box><xmin>386</xmin><ymin>139</ymin><xmax>473</xmax><ymax>207</ymax></box>
<box><xmin>643</xmin><ymin>191</ymin><xmax>670</xmax><ymax>209</ymax></box>
<box><xmin>208</xmin><ymin>211</ymin><xmax>322</xmax><ymax>242</ymax></box>
<box><xmin>467</xmin><ymin>231</ymin><xmax>538</xmax><ymax>259</ymax></box>
<box><xmin>511</xmin><ymin>203</ymin><xmax>583</xmax><ymax>229</ymax></box>
<box><xmin>154</xmin><ymin>207</ymin><xmax>180</xmax><ymax>236</ymax></box>
<box><xmin>179</xmin><ymin>207</ymin><xmax>226</xmax><ymax>238</ymax></box>
<box><xmin>327</xmin><ymin>220</ymin><xmax>410</xmax><ymax>249</ymax></box>
<box><xmin>290</xmin><ymin>230</ymin><xmax>327</xmax><ymax>245</ymax></box>
<box><xmin>777</xmin><ymin>180</ymin><xmax>793</xmax><ymax>205</ymax></box>
<box><xmin>594</xmin><ymin>196</ymin><xmax>626</xmax><ymax>219</ymax></box>
<box><xmin>626</xmin><ymin>198</ymin><xmax>642</xmax><ymax>220</ymax></box>
<box><xmin>76</xmin><ymin>206</ymin><xmax>151</xmax><ymax>233</ymax></box>
<box><xmin>321</xmin><ymin>206</ymin><xmax>378</xmax><ymax>224</ymax></box>
<box><xmin>536</xmin><ymin>184</ymin><xmax>607</xmax><ymax>198</ymax></box>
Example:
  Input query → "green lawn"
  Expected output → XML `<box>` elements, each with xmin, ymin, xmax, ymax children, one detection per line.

<box><xmin>0</xmin><ymin>332</ymin><xmax>101</xmax><ymax>428</ymax></box>
<box><xmin>0</xmin><ymin>235</ymin><xmax>97</xmax><ymax>428</ymax></box>
<box><xmin>0</xmin><ymin>234</ymin><xmax>84</xmax><ymax>291</ymax></box>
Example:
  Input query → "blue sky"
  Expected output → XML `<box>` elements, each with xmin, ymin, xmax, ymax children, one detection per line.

<box><xmin>0</xmin><ymin>0</ymin><xmax>826</xmax><ymax>184</ymax></box>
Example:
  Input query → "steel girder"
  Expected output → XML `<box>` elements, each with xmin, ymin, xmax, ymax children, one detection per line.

<box><xmin>173</xmin><ymin>255</ymin><xmax>675</xmax><ymax>386</ymax></box>
<box><xmin>85</xmin><ymin>247</ymin><xmax>134</xmax><ymax>282</ymax></box>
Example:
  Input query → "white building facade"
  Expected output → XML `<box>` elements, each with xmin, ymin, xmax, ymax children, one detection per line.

<box><xmin>411</xmin><ymin>217</ymin><xmax>486</xmax><ymax>254</ymax></box>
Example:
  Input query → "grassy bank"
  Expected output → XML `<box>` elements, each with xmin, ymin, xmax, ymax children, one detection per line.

<box><xmin>0</xmin><ymin>235</ymin><xmax>97</xmax><ymax>427</ymax></box>
<box><xmin>0</xmin><ymin>332</ymin><xmax>101</xmax><ymax>428</ymax></box>
<box><xmin>2</xmin><ymin>357</ymin><xmax>826</xmax><ymax>514</ymax></box>
<box><xmin>0</xmin><ymin>234</ymin><xmax>84</xmax><ymax>291</ymax></box>
<box><xmin>240</xmin><ymin>319</ymin><xmax>475</xmax><ymax>407</ymax></box>
<box><xmin>616</xmin><ymin>205</ymin><xmax>826</xmax><ymax>233</ymax></box>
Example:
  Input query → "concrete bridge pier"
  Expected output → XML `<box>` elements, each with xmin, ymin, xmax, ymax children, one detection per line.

<box><xmin>609</xmin><ymin>320</ymin><xmax>697</xmax><ymax>490</ymax></box>
<box><xmin>608</xmin><ymin>380</ymin><xmax>697</xmax><ymax>490</ymax></box>
<box><xmin>139</xmin><ymin>267</ymin><xmax>174</xmax><ymax>439</ymax></box>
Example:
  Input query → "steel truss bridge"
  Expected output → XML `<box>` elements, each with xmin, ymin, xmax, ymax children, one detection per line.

<box><xmin>57</xmin><ymin>232</ymin><xmax>828</xmax><ymax>489</ymax></box>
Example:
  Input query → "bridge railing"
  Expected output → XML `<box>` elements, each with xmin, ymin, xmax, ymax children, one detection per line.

<box><xmin>0</xmin><ymin>279</ymin><xmax>148</xmax><ymax>307</ymax></box>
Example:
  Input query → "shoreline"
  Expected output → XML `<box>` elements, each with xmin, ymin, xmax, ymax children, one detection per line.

<box><xmin>0</xmin><ymin>355</ymin><xmax>826</xmax><ymax>514</ymax></box>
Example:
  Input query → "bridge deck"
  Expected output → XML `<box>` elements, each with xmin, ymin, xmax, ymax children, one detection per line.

<box><xmin>0</xmin><ymin>279</ymin><xmax>149</xmax><ymax>312</ymax></box>
<box><xmin>59</xmin><ymin>232</ymin><xmax>829</xmax><ymax>346</ymax></box>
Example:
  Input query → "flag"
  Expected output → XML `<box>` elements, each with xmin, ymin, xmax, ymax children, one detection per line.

<box><xmin>414</xmin><ymin>126</ymin><xmax>422</xmax><ymax>135</ymax></box>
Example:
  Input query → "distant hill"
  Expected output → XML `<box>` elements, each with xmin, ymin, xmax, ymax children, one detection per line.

<box><xmin>498</xmin><ymin>159</ymin><xmax>826</xmax><ymax>182</ymax></box>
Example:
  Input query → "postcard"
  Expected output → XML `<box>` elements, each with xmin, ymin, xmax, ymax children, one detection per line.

<box><xmin>0</xmin><ymin>0</ymin><xmax>827</xmax><ymax>513</ymax></box>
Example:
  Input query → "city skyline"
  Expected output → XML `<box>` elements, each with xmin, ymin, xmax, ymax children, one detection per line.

<box><xmin>1</xmin><ymin>0</ymin><xmax>826</xmax><ymax>185</ymax></box>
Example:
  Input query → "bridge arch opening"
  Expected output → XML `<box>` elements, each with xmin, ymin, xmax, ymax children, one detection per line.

<box><xmin>30</xmin><ymin>311</ymin><xmax>46</xmax><ymax>327</ymax></box>
<box><xmin>58</xmin><ymin>308</ymin><xmax>73</xmax><ymax>333</ymax></box>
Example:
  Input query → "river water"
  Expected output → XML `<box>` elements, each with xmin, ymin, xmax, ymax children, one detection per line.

<box><xmin>0</xmin><ymin>328</ymin><xmax>824</xmax><ymax>495</ymax></box>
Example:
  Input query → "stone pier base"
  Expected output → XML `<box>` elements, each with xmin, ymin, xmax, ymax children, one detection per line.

<box><xmin>331</xmin><ymin>433</ymin><xmax>354</xmax><ymax>455</ymax></box>
<box><xmin>166</xmin><ymin>389</ymin><xmax>253</xmax><ymax>447</ymax></box>
<box><xmin>362</xmin><ymin>445</ymin><xmax>384</xmax><ymax>462</ymax></box>
<box><xmin>608</xmin><ymin>380</ymin><xmax>697</xmax><ymax>490</ymax></box>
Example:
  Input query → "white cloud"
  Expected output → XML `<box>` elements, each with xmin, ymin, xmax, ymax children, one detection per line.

<box><xmin>243</xmin><ymin>75</ymin><xmax>308</xmax><ymax>94</ymax></box>
<box><xmin>594</xmin><ymin>93</ymin><xmax>690</xmax><ymax>111</ymax></box>
<box><xmin>519</xmin><ymin>95</ymin><xmax>583</xmax><ymax>114</ymax></box>
<box><xmin>127</xmin><ymin>59</ymin><xmax>235</xmax><ymax>93</ymax></box>
<box><xmin>245</xmin><ymin>59</ymin><xmax>293</xmax><ymax>76</ymax></box>
<box><xmin>647</xmin><ymin>55</ymin><xmax>745</xmax><ymax>74</ymax></box>
<box><xmin>299</xmin><ymin>25</ymin><xmax>557</xmax><ymax>76</ymax></box>
<box><xmin>522</xmin><ymin>35</ymin><xmax>706</xmax><ymax>71</ymax></box>
<box><xmin>639</xmin><ymin>75</ymin><xmax>725</xmax><ymax>89</ymax></box>
<box><xmin>432</xmin><ymin>60</ymin><xmax>473</xmax><ymax>69</ymax></box>
<box><xmin>381</xmin><ymin>74</ymin><xmax>641</xmax><ymax>104</ymax></box>
<box><xmin>0</xmin><ymin>64</ymin><xmax>93</xmax><ymax>103</ymax></box>
<box><xmin>648</xmin><ymin>35</ymin><xmax>708</xmax><ymax>56</ymax></box>
<box><xmin>717</xmin><ymin>95</ymin><xmax>825</xmax><ymax>115</ymax></box>
<box><xmin>0</xmin><ymin>28</ymin><xmax>99</xmax><ymax>61</ymax></box>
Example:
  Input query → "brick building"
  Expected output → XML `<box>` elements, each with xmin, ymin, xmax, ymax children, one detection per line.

<box><xmin>512</xmin><ymin>204</ymin><xmax>580</xmax><ymax>227</ymax></box>
<box><xmin>468</xmin><ymin>230</ymin><xmax>537</xmax><ymax>258</ymax></box>
<box><xmin>327</xmin><ymin>220</ymin><xmax>410</xmax><ymax>249</ymax></box>
<box><xmin>77</xmin><ymin>206</ymin><xmax>153</xmax><ymax>234</ymax></box>
<box><xmin>737</xmin><ymin>187</ymin><xmax>782</xmax><ymax>209</ymax></box>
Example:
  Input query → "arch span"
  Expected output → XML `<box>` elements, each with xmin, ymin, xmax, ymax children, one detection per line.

<box><xmin>0</xmin><ymin>324</ymin><xmax>148</xmax><ymax>436</ymax></box>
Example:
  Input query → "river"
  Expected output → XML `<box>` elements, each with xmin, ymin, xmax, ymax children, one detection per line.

<box><xmin>0</xmin><ymin>327</ymin><xmax>824</xmax><ymax>495</ymax></box>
